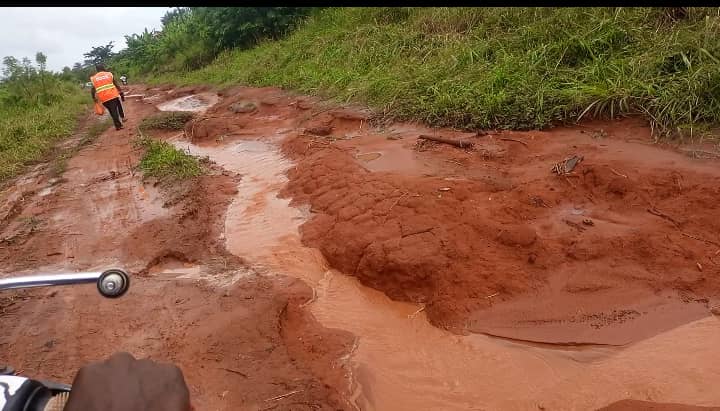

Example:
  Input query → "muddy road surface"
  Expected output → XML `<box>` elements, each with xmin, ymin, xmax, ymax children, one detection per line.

<box><xmin>1</xmin><ymin>84</ymin><xmax>719</xmax><ymax>410</ymax></box>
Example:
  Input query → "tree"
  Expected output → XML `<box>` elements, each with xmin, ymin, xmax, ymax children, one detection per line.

<box><xmin>161</xmin><ymin>7</ymin><xmax>190</xmax><ymax>27</ymax></box>
<box><xmin>191</xmin><ymin>7</ymin><xmax>313</xmax><ymax>52</ymax></box>
<box><xmin>2</xmin><ymin>56</ymin><xmax>20</xmax><ymax>79</ymax></box>
<box><xmin>83</xmin><ymin>42</ymin><xmax>115</xmax><ymax>65</ymax></box>
<box><xmin>35</xmin><ymin>52</ymin><xmax>47</xmax><ymax>72</ymax></box>
<box><xmin>60</xmin><ymin>66</ymin><xmax>74</xmax><ymax>81</ymax></box>
<box><xmin>1</xmin><ymin>52</ymin><xmax>61</xmax><ymax>105</ymax></box>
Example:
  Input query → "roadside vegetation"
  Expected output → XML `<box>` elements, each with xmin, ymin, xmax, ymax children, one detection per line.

<box><xmin>136</xmin><ymin>135</ymin><xmax>202</xmax><ymax>180</ymax></box>
<box><xmin>0</xmin><ymin>53</ymin><xmax>89</xmax><ymax>181</ymax></box>
<box><xmin>112</xmin><ymin>7</ymin><xmax>720</xmax><ymax>138</ymax></box>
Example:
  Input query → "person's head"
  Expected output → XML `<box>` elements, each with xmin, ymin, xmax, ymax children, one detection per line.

<box><xmin>95</xmin><ymin>63</ymin><xmax>106</xmax><ymax>72</ymax></box>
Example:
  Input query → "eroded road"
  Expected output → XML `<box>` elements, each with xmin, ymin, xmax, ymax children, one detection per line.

<box><xmin>1</xmin><ymin>84</ymin><xmax>719</xmax><ymax>410</ymax></box>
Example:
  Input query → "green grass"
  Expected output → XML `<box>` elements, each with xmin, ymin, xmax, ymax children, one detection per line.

<box><xmin>149</xmin><ymin>7</ymin><xmax>720</xmax><ymax>138</ymax></box>
<box><xmin>139</xmin><ymin>111</ymin><xmax>194</xmax><ymax>131</ymax></box>
<box><xmin>0</xmin><ymin>85</ymin><xmax>88</xmax><ymax>181</ymax></box>
<box><xmin>136</xmin><ymin>135</ymin><xmax>202</xmax><ymax>180</ymax></box>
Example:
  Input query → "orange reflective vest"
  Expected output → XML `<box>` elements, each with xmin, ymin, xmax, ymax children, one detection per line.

<box><xmin>90</xmin><ymin>71</ymin><xmax>120</xmax><ymax>103</ymax></box>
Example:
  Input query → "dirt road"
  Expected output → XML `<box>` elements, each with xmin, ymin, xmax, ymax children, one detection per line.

<box><xmin>1</xmin><ymin>84</ymin><xmax>719</xmax><ymax>410</ymax></box>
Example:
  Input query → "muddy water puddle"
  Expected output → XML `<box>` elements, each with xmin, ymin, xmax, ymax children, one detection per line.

<box><xmin>166</xmin><ymin>135</ymin><xmax>720</xmax><ymax>410</ymax></box>
<box><xmin>156</xmin><ymin>92</ymin><xmax>220</xmax><ymax>113</ymax></box>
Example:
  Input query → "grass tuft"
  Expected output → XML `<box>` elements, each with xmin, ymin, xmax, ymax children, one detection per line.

<box><xmin>136</xmin><ymin>135</ymin><xmax>202</xmax><ymax>180</ymax></box>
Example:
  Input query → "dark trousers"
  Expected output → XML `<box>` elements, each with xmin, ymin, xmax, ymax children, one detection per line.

<box><xmin>102</xmin><ymin>97</ymin><xmax>125</xmax><ymax>129</ymax></box>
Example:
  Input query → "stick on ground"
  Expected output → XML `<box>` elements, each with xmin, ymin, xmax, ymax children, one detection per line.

<box><xmin>609</xmin><ymin>168</ymin><xmax>628</xmax><ymax>178</ymax></box>
<box><xmin>265</xmin><ymin>390</ymin><xmax>302</xmax><ymax>402</ymax></box>
<box><xmin>418</xmin><ymin>134</ymin><xmax>474</xmax><ymax>149</ymax></box>
<box><xmin>499</xmin><ymin>138</ymin><xmax>529</xmax><ymax>147</ymax></box>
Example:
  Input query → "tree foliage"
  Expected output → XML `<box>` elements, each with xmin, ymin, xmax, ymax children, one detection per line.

<box><xmin>0</xmin><ymin>52</ymin><xmax>69</xmax><ymax>107</ymax></box>
<box><xmin>83</xmin><ymin>41</ymin><xmax>116</xmax><ymax>65</ymax></box>
<box><xmin>111</xmin><ymin>7</ymin><xmax>316</xmax><ymax>76</ymax></box>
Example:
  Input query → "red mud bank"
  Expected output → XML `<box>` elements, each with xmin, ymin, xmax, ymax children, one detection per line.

<box><xmin>279</xmin><ymin>119</ymin><xmax>720</xmax><ymax>341</ymax></box>
<box><xmin>159</xmin><ymin>82</ymin><xmax>720</xmax><ymax>345</ymax></box>
<box><xmin>253</xmin><ymin>105</ymin><xmax>719</xmax><ymax>346</ymax></box>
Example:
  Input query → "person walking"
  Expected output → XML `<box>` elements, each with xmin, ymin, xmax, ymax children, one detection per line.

<box><xmin>90</xmin><ymin>63</ymin><xmax>126</xmax><ymax>130</ymax></box>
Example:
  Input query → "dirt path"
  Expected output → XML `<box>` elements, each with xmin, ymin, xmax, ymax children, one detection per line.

<box><xmin>0</xmin><ymin>90</ymin><xmax>353</xmax><ymax>410</ymax></box>
<box><xmin>1</xmin><ymin>84</ymin><xmax>720</xmax><ymax>410</ymax></box>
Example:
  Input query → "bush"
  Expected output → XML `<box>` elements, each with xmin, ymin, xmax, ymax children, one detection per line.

<box><xmin>0</xmin><ymin>53</ymin><xmax>89</xmax><ymax>181</ymax></box>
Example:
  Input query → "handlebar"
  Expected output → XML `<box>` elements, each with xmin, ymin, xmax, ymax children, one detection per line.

<box><xmin>0</xmin><ymin>268</ymin><xmax>130</xmax><ymax>298</ymax></box>
<box><xmin>0</xmin><ymin>268</ymin><xmax>131</xmax><ymax>410</ymax></box>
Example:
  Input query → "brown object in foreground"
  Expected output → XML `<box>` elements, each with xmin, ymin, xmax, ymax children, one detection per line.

<box><xmin>418</xmin><ymin>134</ymin><xmax>474</xmax><ymax>149</ymax></box>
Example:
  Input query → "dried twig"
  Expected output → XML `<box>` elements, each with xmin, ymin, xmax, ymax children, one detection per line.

<box><xmin>219</xmin><ymin>367</ymin><xmax>248</xmax><ymax>378</ymax></box>
<box><xmin>445</xmin><ymin>159</ymin><xmax>464</xmax><ymax>166</ymax></box>
<box><xmin>386</xmin><ymin>192</ymin><xmax>408</xmax><ymax>216</ymax></box>
<box><xmin>609</xmin><ymin>168</ymin><xmax>628</xmax><ymax>178</ymax></box>
<box><xmin>647</xmin><ymin>207</ymin><xmax>680</xmax><ymax>228</ymax></box>
<box><xmin>265</xmin><ymin>390</ymin><xmax>302</xmax><ymax>402</ymax></box>
<box><xmin>681</xmin><ymin>232</ymin><xmax>720</xmax><ymax>247</ymax></box>
<box><xmin>418</xmin><ymin>134</ymin><xmax>474</xmax><ymax>149</ymax></box>
<box><xmin>408</xmin><ymin>304</ymin><xmax>426</xmax><ymax>319</ymax></box>
<box><xmin>500</xmin><ymin>137</ymin><xmax>529</xmax><ymax>147</ymax></box>
<box><xmin>485</xmin><ymin>292</ymin><xmax>500</xmax><ymax>299</ymax></box>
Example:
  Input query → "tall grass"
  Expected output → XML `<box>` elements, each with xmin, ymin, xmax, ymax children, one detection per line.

<box><xmin>0</xmin><ymin>83</ymin><xmax>88</xmax><ymax>181</ymax></box>
<box><xmin>150</xmin><ymin>7</ymin><xmax>720</xmax><ymax>137</ymax></box>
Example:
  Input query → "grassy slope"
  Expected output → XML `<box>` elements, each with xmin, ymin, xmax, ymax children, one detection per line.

<box><xmin>154</xmin><ymin>7</ymin><xmax>720</xmax><ymax>137</ymax></box>
<box><xmin>0</xmin><ymin>84</ymin><xmax>88</xmax><ymax>180</ymax></box>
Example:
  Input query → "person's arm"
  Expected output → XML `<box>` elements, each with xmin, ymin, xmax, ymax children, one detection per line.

<box><xmin>112</xmin><ymin>78</ymin><xmax>123</xmax><ymax>95</ymax></box>
<box><xmin>112</xmin><ymin>77</ymin><xmax>125</xmax><ymax>101</ymax></box>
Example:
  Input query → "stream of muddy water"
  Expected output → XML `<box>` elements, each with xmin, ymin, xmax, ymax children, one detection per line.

<box><xmin>161</xmin><ymin>97</ymin><xmax>720</xmax><ymax>410</ymax></box>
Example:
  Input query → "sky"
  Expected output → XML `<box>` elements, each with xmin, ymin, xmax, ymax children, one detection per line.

<box><xmin>0</xmin><ymin>7</ymin><xmax>170</xmax><ymax>72</ymax></box>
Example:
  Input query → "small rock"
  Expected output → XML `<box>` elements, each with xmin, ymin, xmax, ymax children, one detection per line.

<box><xmin>711</xmin><ymin>306</ymin><xmax>720</xmax><ymax>316</ymax></box>
<box><xmin>438</xmin><ymin>187</ymin><xmax>452</xmax><ymax>192</ymax></box>
<box><xmin>582</xmin><ymin>219</ymin><xmax>594</xmax><ymax>226</ymax></box>
<box><xmin>48</xmin><ymin>178</ymin><xmax>61</xmax><ymax>186</ymax></box>
<box><xmin>296</xmin><ymin>100</ymin><xmax>313</xmax><ymax>110</ymax></box>
<box><xmin>228</xmin><ymin>101</ymin><xmax>257</xmax><ymax>114</ymax></box>
<box><xmin>306</xmin><ymin>125</ymin><xmax>333</xmax><ymax>136</ymax></box>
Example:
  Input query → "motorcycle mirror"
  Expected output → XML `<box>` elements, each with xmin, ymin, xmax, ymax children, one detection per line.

<box><xmin>97</xmin><ymin>269</ymin><xmax>130</xmax><ymax>298</ymax></box>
